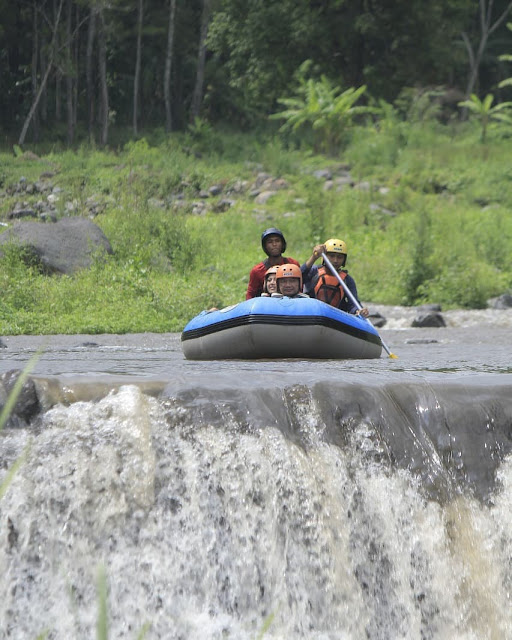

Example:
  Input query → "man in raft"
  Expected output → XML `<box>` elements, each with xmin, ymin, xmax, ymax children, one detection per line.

<box><xmin>246</xmin><ymin>227</ymin><xmax>300</xmax><ymax>299</ymax></box>
<box><xmin>302</xmin><ymin>238</ymin><xmax>369</xmax><ymax>317</ymax></box>
<box><xmin>272</xmin><ymin>264</ymin><xmax>309</xmax><ymax>298</ymax></box>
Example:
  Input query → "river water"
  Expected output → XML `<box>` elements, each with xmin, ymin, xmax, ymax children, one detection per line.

<box><xmin>1</xmin><ymin>305</ymin><xmax>512</xmax><ymax>639</ymax></box>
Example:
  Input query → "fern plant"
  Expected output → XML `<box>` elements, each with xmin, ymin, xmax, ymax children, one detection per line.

<box><xmin>458</xmin><ymin>93</ymin><xmax>512</xmax><ymax>142</ymax></box>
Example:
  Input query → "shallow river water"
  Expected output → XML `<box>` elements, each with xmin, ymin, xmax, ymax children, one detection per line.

<box><xmin>1</xmin><ymin>305</ymin><xmax>512</xmax><ymax>639</ymax></box>
<box><xmin>1</xmin><ymin>305</ymin><xmax>511</xmax><ymax>382</ymax></box>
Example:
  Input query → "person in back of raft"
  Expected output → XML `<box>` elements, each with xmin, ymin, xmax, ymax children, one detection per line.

<box><xmin>302</xmin><ymin>238</ymin><xmax>369</xmax><ymax>317</ymax></box>
<box><xmin>246</xmin><ymin>227</ymin><xmax>301</xmax><ymax>299</ymax></box>
<box><xmin>260</xmin><ymin>266</ymin><xmax>278</xmax><ymax>296</ymax></box>
<box><xmin>272</xmin><ymin>264</ymin><xmax>309</xmax><ymax>298</ymax></box>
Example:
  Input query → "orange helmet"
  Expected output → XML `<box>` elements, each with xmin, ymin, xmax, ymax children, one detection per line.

<box><xmin>275</xmin><ymin>263</ymin><xmax>302</xmax><ymax>290</ymax></box>
<box><xmin>263</xmin><ymin>266</ymin><xmax>279</xmax><ymax>293</ymax></box>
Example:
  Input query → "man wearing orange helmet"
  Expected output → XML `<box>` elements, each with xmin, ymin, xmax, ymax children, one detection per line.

<box><xmin>246</xmin><ymin>227</ymin><xmax>300</xmax><ymax>299</ymax></box>
<box><xmin>302</xmin><ymin>238</ymin><xmax>369</xmax><ymax>316</ymax></box>
<box><xmin>273</xmin><ymin>263</ymin><xmax>309</xmax><ymax>298</ymax></box>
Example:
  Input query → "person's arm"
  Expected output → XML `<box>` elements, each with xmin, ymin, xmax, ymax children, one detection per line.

<box><xmin>246</xmin><ymin>263</ymin><xmax>264</xmax><ymax>299</ymax></box>
<box><xmin>303</xmin><ymin>244</ymin><xmax>325</xmax><ymax>272</ymax></box>
<box><xmin>344</xmin><ymin>274</ymin><xmax>369</xmax><ymax>317</ymax></box>
<box><xmin>300</xmin><ymin>245</ymin><xmax>324</xmax><ymax>296</ymax></box>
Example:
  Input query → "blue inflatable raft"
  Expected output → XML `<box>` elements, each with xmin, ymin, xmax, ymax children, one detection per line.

<box><xmin>181</xmin><ymin>296</ymin><xmax>383</xmax><ymax>360</ymax></box>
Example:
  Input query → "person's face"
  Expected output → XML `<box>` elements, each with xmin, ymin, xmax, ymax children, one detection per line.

<box><xmin>265</xmin><ymin>235</ymin><xmax>283</xmax><ymax>256</ymax></box>
<box><xmin>278</xmin><ymin>277</ymin><xmax>300</xmax><ymax>296</ymax></box>
<box><xmin>266</xmin><ymin>273</ymin><xmax>277</xmax><ymax>293</ymax></box>
<box><xmin>326</xmin><ymin>251</ymin><xmax>345</xmax><ymax>270</ymax></box>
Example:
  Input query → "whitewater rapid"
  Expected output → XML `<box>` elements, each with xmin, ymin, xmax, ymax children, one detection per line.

<box><xmin>1</xmin><ymin>308</ymin><xmax>512</xmax><ymax>638</ymax></box>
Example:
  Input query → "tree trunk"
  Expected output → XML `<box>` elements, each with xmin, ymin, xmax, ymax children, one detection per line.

<box><xmin>462</xmin><ymin>0</ymin><xmax>512</xmax><ymax>99</ymax></box>
<box><xmin>73</xmin><ymin>2</ymin><xmax>80</xmax><ymax>132</ymax></box>
<box><xmin>40</xmin><ymin>39</ymin><xmax>48</xmax><ymax>123</ymax></box>
<box><xmin>31</xmin><ymin>1</ymin><xmax>40</xmax><ymax>142</ymax></box>
<box><xmin>66</xmin><ymin>0</ymin><xmax>74</xmax><ymax>145</ymax></box>
<box><xmin>164</xmin><ymin>0</ymin><xmax>177</xmax><ymax>132</ymax></box>
<box><xmin>54</xmin><ymin>0</ymin><xmax>62</xmax><ymax>121</ymax></box>
<box><xmin>19</xmin><ymin>0</ymin><xmax>65</xmax><ymax>146</ymax></box>
<box><xmin>133</xmin><ymin>0</ymin><xmax>144</xmax><ymax>136</ymax></box>
<box><xmin>86</xmin><ymin>5</ymin><xmax>97</xmax><ymax>141</ymax></box>
<box><xmin>98</xmin><ymin>7</ymin><xmax>109</xmax><ymax>146</ymax></box>
<box><xmin>190</xmin><ymin>0</ymin><xmax>213</xmax><ymax>121</ymax></box>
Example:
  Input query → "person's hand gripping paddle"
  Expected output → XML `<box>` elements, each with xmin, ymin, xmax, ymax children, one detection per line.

<box><xmin>321</xmin><ymin>252</ymin><xmax>398</xmax><ymax>359</ymax></box>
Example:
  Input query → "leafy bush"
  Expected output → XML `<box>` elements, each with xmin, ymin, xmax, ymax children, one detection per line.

<box><xmin>270</xmin><ymin>61</ymin><xmax>373</xmax><ymax>154</ymax></box>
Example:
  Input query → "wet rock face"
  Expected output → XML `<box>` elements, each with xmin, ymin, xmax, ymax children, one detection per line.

<box><xmin>0</xmin><ymin>370</ymin><xmax>41</xmax><ymax>428</ymax></box>
<box><xmin>412</xmin><ymin>312</ymin><xmax>446</xmax><ymax>328</ymax></box>
<box><xmin>488</xmin><ymin>293</ymin><xmax>512</xmax><ymax>309</ymax></box>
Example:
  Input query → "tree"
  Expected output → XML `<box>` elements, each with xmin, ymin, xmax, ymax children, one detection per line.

<box><xmin>31</xmin><ymin>0</ymin><xmax>40</xmax><ymax>141</ymax></box>
<box><xmin>19</xmin><ymin>0</ymin><xmax>65</xmax><ymax>145</ymax></box>
<box><xmin>190</xmin><ymin>0</ymin><xmax>213</xmax><ymax>120</ymax></box>
<box><xmin>133</xmin><ymin>0</ymin><xmax>144</xmax><ymax>135</ymax></box>
<box><xmin>164</xmin><ymin>0</ymin><xmax>177</xmax><ymax>132</ymax></box>
<box><xmin>86</xmin><ymin>3</ymin><xmax>98</xmax><ymax>141</ymax></box>
<box><xmin>461</xmin><ymin>0</ymin><xmax>512</xmax><ymax>99</ymax></box>
<box><xmin>98</xmin><ymin>4</ymin><xmax>109</xmax><ymax>146</ymax></box>
<box><xmin>65</xmin><ymin>0</ymin><xmax>74</xmax><ymax>145</ymax></box>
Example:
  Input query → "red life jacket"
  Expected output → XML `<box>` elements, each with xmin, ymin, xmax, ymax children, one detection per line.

<box><xmin>314</xmin><ymin>267</ymin><xmax>347</xmax><ymax>307</ymax></box>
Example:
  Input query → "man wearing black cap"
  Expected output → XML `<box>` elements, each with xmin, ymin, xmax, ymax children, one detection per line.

<box><xmin>246</xmin><ymin>227</ymin><xmax>300</xmax><ymax>299</ymax></box>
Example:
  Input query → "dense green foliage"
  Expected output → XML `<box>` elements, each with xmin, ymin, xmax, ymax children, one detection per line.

<box><xmin>2</xmin><ymin>0</ymin><xmax>512</xmax><ymax>145</ymax></box>
<box><xmin>1</xmin><ymin>118</ymin><xmax>512</xmax><ymax>335</ymax></box>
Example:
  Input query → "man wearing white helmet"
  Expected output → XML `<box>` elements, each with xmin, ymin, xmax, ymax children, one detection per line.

<box><xmin>301</xmin><ymin>238</ymin><xmax>369</xmax><ymax>317</ymax></box>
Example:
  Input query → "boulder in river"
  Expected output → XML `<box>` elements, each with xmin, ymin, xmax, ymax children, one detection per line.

<box><xmin>0</xmin><ymin>370</ymin><xmax>40</xmax><ymax>428</ymax></box>
<box><xmin>411</xmin><ymin>312</ymin><xmax>446</xmax><ymax>328</ymax></box>
<box><xmin>487</xmin><ymin>293</ymin><xmax>512</xmax><ymax>309</ymax></box>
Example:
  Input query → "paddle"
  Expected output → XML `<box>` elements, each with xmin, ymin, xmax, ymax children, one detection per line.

<box><xmin>321</xmin><ymin>252</ymin><xmax>398</xmax><ymax>359</ymax></box>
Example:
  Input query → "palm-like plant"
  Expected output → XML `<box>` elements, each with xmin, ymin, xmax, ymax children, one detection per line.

<box><xmin>270</xmin><ymin>63</ymin><xmax>373</xmax><ymax>154</ymax></box>
<box><xmin>498</xmin><ymin>22</ymin><xmax>512</xmax><ymax>90</ymax></box>
<box><xmin>458</xmin><ymin>93</ymin><xmax>512</xmax><ymax>142</ymax></box>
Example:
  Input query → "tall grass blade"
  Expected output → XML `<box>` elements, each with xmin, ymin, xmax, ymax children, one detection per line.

<box><xmin>96</xmin><ymin>565</ymin><xmax>109</xmax><ymax>640</ymax></box>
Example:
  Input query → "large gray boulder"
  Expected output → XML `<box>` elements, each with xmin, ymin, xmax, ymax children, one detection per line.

<box><xmin>0</xmin><ymin>217</ymin><xmax>113</xmax><ymax>275</ymax></box>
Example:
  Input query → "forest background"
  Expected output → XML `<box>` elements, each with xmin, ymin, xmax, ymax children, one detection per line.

<box><xmin>1</xmin><ymin>0</ymin><xmax>512</xmax><ymax>334</ymax></box>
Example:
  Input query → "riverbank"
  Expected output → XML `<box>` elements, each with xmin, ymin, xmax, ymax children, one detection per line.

<box><xmin>1</xmin><ymin>129</ymin><xmax>512</xmax><ymax>335</ymax></box>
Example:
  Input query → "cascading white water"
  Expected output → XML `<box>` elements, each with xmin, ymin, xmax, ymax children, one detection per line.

<box><xmin>1</xmin><ymin>384</ymin><xmax>512</xmax><ymax>639</ymax></box>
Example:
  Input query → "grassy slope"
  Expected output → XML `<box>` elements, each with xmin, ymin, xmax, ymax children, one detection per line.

<box><xmin>1</xmin><ymin>122</ymin><xmax>512</xmax><ymax>335</ymax></box>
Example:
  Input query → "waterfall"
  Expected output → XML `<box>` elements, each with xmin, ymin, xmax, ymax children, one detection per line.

<box><xmin>1</xmin><ymin>380</ymin><xmax>512</xmax><ymax>639</ymax></box>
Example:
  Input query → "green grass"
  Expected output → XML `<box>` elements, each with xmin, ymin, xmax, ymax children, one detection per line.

<box><xmin>1</xmin><ymin>124</ymin><xmax>512</xmax><ymax>334</ymax></box>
